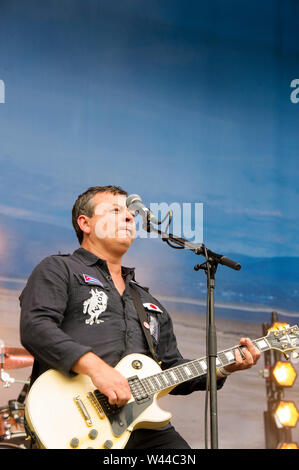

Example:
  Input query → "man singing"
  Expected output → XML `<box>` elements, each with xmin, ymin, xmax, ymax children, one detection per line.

<box><xmin>20</xmin><ymin>185</ymin><xmax>260</xmax><ymax>449</ymax></box>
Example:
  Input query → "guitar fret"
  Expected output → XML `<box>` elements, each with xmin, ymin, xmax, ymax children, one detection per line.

<box><xmin>156</xmin><ymin>374</ymin><xmax>166</xmax><ymax>389</ymax></box>
<box><xmin>192</xmin><ymin>360</ymin><xmax>204</xmax><ymax>376</ymax></box>
<box><xmin>142</xmin><ymin>378</ymin><xmax>152</xmax><ymax>394</ymax></box>
<box><xmin>155</xmin><ymin>375</ymin><xmax>165</xmax><ymax>390</ymax></box>
<box><xmin>254</xmin><ymin>338</ymin><xmax>269</xmax><ymax>352</ymax></box>
<box><xmin>147</xmin><ymin>378</ymin><xmax>156</xmax><ymax>393</ymax></box>
<box><xmin>224</xmin><ymin>349</ymin><xmax>236</xmax><ymax>363</ymax></box>
<box><xmin>188</xmin><ymin>362</ymin><xmax>201</xmax><ymax>377</ymax></box>
<box><xmin>183</xmin><ymin>364</ymin><xmax>195</xmax><ymax>378</ymax></box>
<box><xmin>218</xmin><ymin>351</ymin><xmax>229</xmax><ymax>366</ymax></box>
<box><xmin>177</xmin><ymin>366</ymin><xmax>188</xmax><ymax>381</ymax></box>
<box><xmin>160</xmin><ymin>372</ymin><xmax>171</xmax><ymax>386</ymax></box>
<box><xmin>164</xmin><ymin>370</ymin><xmax>173</xmax><ymax>385</ymax></box>
<box><xmin>172</xmin><ymin>368</ymin><xmax>183</xmax><ymax>382</ymax></box>
<box><xmin>169</xmin><ymin>370</ymin><xmax>179</xmax><ymax>383</ymax></box>
<box><xmin>150</xmin><ymin>376</ymin><xmax>160</xmax><ymax>391</ymax></box>
<box><xmin>216</xmin><ymin>356</ymin><xmax>222</xmax><ymax>366</ymax></box>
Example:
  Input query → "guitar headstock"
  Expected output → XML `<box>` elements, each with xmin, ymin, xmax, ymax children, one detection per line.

<box><xmin>266</xmin><ymin>325</ymin><xmax>299</xmax><ymax>354</ymax></box>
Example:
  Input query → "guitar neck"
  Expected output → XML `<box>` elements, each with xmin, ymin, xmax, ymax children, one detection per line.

<box><xmin>140</xmin><ymin>335</ymin><xmax>271</xmax><ymax>395</ymax></box>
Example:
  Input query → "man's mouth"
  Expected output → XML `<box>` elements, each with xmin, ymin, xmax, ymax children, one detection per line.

<box><xmin>118</xmin><ymin>228</ymin><xmax>133</xmax><ymax>236</ymax></box>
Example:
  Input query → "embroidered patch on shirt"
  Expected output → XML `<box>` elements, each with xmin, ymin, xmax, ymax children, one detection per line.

<box><xmin>82</xmin><ymin>273</ymin><xmax>104</xmax><ymax>287</ymax></box>
<box><xmin>143</xmin><ymin>303</ymin><xmax>163</xmax><ymax>313</ymax></box>
<box><xmin>83</xmin><ymin>288</ymin><xmax>108</xmax><ymax>325</ymax></box>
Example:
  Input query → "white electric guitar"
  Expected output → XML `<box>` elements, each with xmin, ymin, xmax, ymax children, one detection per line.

<box><xmin>25</xmin><ymin>325</ymin><xmax>299</xmax><ymax>449</ymax></box>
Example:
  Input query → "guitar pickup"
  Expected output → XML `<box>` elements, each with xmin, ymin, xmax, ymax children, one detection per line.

<box><xmin>128</xmin><ymin>376</ymin><xmax>149</xmax><ymax>404</ymax></box>
<box><xmin>93</xmin><ymin>391</ymin><xmax>121</xmax><ymax>417</ymax></box>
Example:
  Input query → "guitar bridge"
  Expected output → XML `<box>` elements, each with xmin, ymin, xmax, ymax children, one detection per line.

<box><xmin>73</xmin><ymin>395</ymin><xmax>92</xmax><ymax>426</ymax></box>
<box><xmin>87</xmin><ymin>392</ymin><xmax>105</xmax><ymax>419</ymax></box>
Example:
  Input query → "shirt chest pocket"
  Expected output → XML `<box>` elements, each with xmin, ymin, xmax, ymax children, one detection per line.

<box><xmin>71</xmin><ymin>273</ymin><xmax>110</xmax><ymax>304</ymax></box>
<box><xmin>67</xmin><ymin>273</ymin><xmax>111</xmax><ymax>326</ymax></box>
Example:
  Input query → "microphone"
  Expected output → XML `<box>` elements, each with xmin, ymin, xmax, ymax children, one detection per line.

<box><xmin>126</xmin><ymin>194</ymin><xmax>160</xmax><ymax>224</ymax></box>
<box><xmin>194</xmin><ymin>250</ymin><xmax>241</xmax><ymax>271</ymax></box>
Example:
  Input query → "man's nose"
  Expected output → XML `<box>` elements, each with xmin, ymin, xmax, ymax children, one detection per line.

<box><xmin>125</xmin><ymin>208</ymin><xmax>134</xmax><ymax>221</ymax></box>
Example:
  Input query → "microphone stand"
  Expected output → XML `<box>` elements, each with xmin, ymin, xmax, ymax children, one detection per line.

<box><xmin>143</xmin><ymin>219</ymin><xmax>241</xmax><ymax>449</ymax></box>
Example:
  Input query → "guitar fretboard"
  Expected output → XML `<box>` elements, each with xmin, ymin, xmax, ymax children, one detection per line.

<box><xmin>139</xmin><ymin>336</ymin><xmax>270</xmax><ymax>396</ymax></box>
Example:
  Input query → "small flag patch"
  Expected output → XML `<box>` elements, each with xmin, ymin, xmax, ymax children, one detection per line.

<box><xmin>82</xmin><ymin>274</ymin><xmax>103</xmax><ymax>287</ymax></box>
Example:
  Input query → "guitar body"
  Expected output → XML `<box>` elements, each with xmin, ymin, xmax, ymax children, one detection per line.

<box><xmin>25</xmin><ymin>353</ymin><xmax>173</xmax><ymax>449</ymax></box>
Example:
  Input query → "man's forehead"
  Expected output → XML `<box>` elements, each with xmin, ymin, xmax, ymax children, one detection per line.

<box><xmin>93</xmin><ymin>192</ymin><xmax>126</xmax><ymax>203</ymax></box>
<box><xmin>93</xmin><ymin>192</ymin><xmax>127</xmax><ymax>211</ymax></box>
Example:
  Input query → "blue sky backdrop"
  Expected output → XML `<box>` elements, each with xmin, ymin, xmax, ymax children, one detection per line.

<box><xmin>0</xmin><ymin>0</ymin><xmax>298</xmax><ymax>322</ymax></box>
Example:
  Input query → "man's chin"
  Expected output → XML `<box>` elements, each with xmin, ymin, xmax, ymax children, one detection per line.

<box><xmin>108</xmin><ymin>234</ymin><xmax>135</xmax><ymax>250</ymax></box>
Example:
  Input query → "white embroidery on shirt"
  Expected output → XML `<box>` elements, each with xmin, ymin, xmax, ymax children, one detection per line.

<box><xmin>83</xmin><ymin>288</ymin><xmax>108</xmax><ymax>325</ymax></box>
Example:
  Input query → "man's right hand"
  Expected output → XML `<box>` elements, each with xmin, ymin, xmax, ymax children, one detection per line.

<box><xmin>72</xmin><ymin>352</ymin><xmax>131</xmax><ymax>407</ymax></box>
<box><xmin>90</xmin><ymin>363</ymin><xmax>131</xmax><ymax>407</ymax></box>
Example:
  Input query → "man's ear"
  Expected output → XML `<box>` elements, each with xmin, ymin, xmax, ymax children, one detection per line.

<box><xmin>77</xmin><ymin>214</ymin><xmax>91</xmax><ymax>236</ymax></box>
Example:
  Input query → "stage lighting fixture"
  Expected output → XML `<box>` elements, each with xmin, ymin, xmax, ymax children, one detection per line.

<box><xmin>274</xmin><ymin>401</ymin><xmax>299</xmax><ymax>428</ymax></box>
<box><xmin>279</xmin><ymin>442</ymin><xmax>299</xmax><ymax>449</ymax></box>
<box><xmin>272</xmin><ymin>361</ymin><xmax>297</xmax><ymax>387</ymax></box>
<box><xmin>268</xmin><ymin>322</ymin><xmax>290</xmax><ymax>333</ymax></box>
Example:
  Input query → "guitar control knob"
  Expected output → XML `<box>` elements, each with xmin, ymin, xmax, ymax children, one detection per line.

<box><xmin>70</xmin><ymin>437</ymin><xmax>80</xmax><ymax>448</ymax></box>
<box><xmin>132</xmin><ymin>360</ymin><xmax>142</xmax><ymax>369</ymax></box>
<box><xmin>103</xmin><ymin>439</ymin><xmax>113</xmax><ymax>449</ymax></box>
<box><xmin>88</xmin><ymin>429</ymin><xmax>98</xmax><ymax>440</ymax></box>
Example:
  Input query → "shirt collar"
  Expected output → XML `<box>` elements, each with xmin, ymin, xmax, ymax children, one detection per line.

<box><xmin>73</xmin><ymin>247</ymin><xmax>135</xmax><ymax>277</ymax></box>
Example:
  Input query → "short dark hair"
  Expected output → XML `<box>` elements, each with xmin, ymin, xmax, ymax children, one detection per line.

<box><xmin>72</xmin><ymin>185</ymin><xmax>127</xmax><ymax>244</ymax></box>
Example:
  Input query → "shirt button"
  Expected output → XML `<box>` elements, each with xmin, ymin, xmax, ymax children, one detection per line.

<box><xmin>106</xmin><ymin>275</ymin><xmax>112</xmax><ymax>281</ymax></box>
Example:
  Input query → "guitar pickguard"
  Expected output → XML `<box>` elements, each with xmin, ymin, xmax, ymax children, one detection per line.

<box><xmin>108</xmin><ymin>398</ymin><xmax>153</xmax><ymax>437</ymax></box>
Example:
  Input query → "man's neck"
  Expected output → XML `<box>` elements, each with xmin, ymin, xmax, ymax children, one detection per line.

<box><xmin>81</xmin><ymin>241</ymin><xmax>123</xmax><ymax>276</ymax></box>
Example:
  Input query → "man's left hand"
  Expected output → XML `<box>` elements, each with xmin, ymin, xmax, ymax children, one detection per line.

<box><xmin>223</xmin><ymin>337</ymin><xmax>261</xmax><ymax>374</ymax></box>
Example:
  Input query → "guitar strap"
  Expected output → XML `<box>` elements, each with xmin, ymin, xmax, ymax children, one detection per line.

<box><xmin>129</xmin><ymin>283</ymin><xmax>160</xmax><ymax>365</ymax></box>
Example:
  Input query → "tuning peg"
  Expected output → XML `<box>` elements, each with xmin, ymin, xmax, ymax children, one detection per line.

<box><xmin>291</xmin><ymin>351</ymin><xmax>299</xmax><ymax>363</ymax></box>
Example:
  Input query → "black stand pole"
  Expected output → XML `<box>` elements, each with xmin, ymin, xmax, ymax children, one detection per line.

<box><xmin>144</xmin><ymin>220</ymin><xmax>241</xmax><ymax>449</ymax></box>
<box><xmin>195</xmin><ymin>255</ymin><xmax>219</xmax><ymax>448</ymax></box>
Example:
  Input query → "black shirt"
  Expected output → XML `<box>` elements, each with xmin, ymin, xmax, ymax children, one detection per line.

<box><xmin>20</xmin><ymin>247</ymin><xmax>225</xmax><ymax>394</ymax></box>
